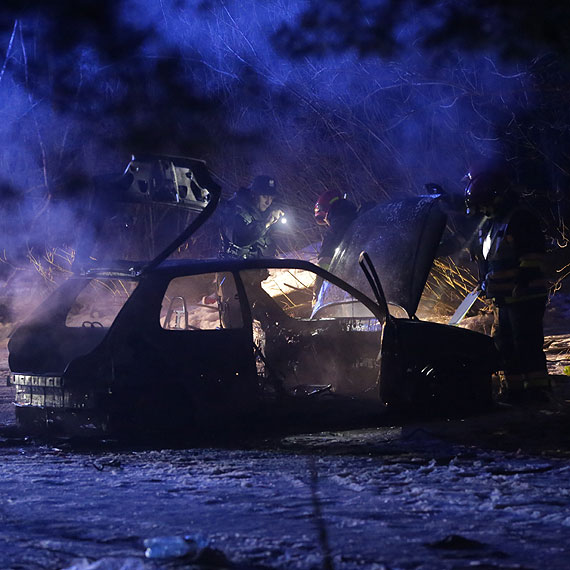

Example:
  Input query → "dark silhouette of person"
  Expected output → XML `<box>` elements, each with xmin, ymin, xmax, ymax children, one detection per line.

<box><xmin>464</xmin><ymin>163</ymin><xmax>550</xmax><ymax>402</ymax></box>
<box><xmin>312</xmin><ymin>190</ymin><xmax>358</xmax><ymax>301</ymax></box>
<box><xmin>314</xmin><ymin>189</ymin><xmax>358</xmax><ymax>271</ymax></box>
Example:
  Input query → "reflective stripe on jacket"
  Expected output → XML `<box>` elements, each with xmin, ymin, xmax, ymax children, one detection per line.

<box><xmin>479</xmin><ymin>207</ymin><xmax>547</xmax><ymax>304</ymax></box>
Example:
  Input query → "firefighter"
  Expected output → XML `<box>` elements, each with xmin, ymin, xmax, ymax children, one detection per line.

<box><xmin>464</xmin><ymin>165</ymin><xmax>550</xmax><ymax>402</ymax></box>
<box><xmin>219</xmin><ymin>175</ymin><xmax>284</xmax><ymax>260</ymax></box>
<box><xmin>312</xmin><ymin>190</ymin><xmax>358</xmax><ymax>302</ymax></box>
<box><xmin>215</xmin><ymin>175</ymin><xmax>284</xmax><ymax>327</ymax></box>
<box><xmin>314</xmin><ymin>189</ymin><xmax>358</xmax><ymax>271</ymax></box>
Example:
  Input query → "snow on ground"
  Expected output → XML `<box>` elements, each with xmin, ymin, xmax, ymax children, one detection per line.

<box><xmin>0</xmin><ymin>296</ymin><xmax>569</xmax><ymax>569</ymax></box>
<box><xmin>0</xmin><ymin>428</ymin><xmax>569</xmax><ymax>569</ymax></box>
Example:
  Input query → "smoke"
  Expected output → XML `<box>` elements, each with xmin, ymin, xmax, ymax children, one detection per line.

<box><xmin>0</xmin><ymin>0</ymin><xmax>567</xmax><ymax>300</ymax></box>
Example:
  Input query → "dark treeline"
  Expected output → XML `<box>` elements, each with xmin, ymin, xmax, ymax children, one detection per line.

<box><xmin>0</xmin><ymin>0</ymin><xmax>568</xmax><ymax>291</ymax></box>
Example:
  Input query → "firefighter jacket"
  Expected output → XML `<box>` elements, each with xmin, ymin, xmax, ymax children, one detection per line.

<box><xmin>475</xmin><ymin>206</ymin><xmax>547</xmax><ymax>305</ymax></box>
<box><xmin>219</xmin><ymin>190</ymin><xmax>276</xmax><ymax>259</ymax></box>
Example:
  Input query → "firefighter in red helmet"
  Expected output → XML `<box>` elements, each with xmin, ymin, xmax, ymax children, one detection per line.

<box><xmin>465</xmin><ymin>164</ymin><xmax>550</xmax><ymax>402</ymax></box>
<box><xmin>314</xmin><ymin>189</ymin><xmax>358</xmax><ymax>270</ymax></box>
<box><xmin>314</xmin><ymin>189</ymin><xmax>341</xmax><ymax>227</ymax></box>
<box><xmin>312</xmin><ymin>189</ymin><xmax>358</xmax><ymax>302</ymax></box>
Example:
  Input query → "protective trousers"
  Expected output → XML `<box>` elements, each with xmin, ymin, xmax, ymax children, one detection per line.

<box><xmin>492</xmin><ymin>296</ymin><xmax>548</xmax><ymax>385</ymax></box>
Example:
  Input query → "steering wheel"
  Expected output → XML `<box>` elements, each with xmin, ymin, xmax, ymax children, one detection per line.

<box><xmin>82</xmin><ymin>321</ymin><xmax>104</xmax><ymax>328</ymax></box>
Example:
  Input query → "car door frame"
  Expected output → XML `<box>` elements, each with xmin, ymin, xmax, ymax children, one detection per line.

<box><xmin>233</xmin><ymin>258</ymin><xmax>391</xmax><ymax>404</ymax></box>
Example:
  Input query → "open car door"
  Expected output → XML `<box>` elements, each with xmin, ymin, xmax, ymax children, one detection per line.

<box><xmin>237</xmin><ymin>263</ymin><xmax>388</xmax><ymax>412</ymax></box>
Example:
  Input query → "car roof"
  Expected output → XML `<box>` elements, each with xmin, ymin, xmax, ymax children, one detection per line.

<box><xmin>78</xmin><ymin>256</ymin><xmax>382</xmax><ymax>315</ymax></box>
<box><xmin>81</xmin><ymin>256</ymin><xmax>322</xmax><ymax>278</ymax></box>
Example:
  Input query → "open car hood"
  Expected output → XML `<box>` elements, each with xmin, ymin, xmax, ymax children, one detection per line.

<box><xmin>315</xmin><ymin>195</ymin><xmax>446</xmax><ymax>318</ymax></box>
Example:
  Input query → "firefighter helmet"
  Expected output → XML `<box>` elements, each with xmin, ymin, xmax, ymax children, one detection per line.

<box><xmin>464</xmin><ymin>168</ymin><xmax>510</xmax><ymax>215</ymax></box>
<box><xmin>314</xmin><ymin>189</ymin><xmax>343</xmax><ymax>225</ymax></box>
<box><xmin>250</xmin><ymin>175</ymin><xmax>278</xmax><ymax>196</ymax></box>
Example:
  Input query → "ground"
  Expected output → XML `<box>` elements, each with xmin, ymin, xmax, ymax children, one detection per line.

<box><xmin>0</xmin><ymin>303</ymin><xmax>569</xmax><ymax>570</ymax></box>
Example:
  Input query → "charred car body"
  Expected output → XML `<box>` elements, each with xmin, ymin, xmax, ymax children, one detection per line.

<box><xmin>7</xmin><ymin>163</ymin><xmax>499</xmax><ymax>435</ymax></box>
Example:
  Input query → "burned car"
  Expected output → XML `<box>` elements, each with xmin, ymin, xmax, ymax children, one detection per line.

<box><xmin>316</xmin><ymin>194</ymin><xmax>499</xmax><ymax>411</ymax></box>
<box><xmin>7</xmin><ymin>190</ymin><xmax>499</xmax><ymax>436</ymax></box>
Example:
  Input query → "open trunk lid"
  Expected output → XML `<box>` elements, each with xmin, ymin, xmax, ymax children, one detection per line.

<box><xmin>75</xmin><ymin>155</ymin><xmax>222</xmax><ymax>274</ymax></box>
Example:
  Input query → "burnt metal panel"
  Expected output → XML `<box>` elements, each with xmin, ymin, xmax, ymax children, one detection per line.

<box><xmin>320</xmin><ymin>195</ymin><xmax>447</xmax><ymax>318</ymax></box>
<box><xmin>7</xmin><ymin>278</ymin><xmax>111</xmax><ymax>374</ymax></box>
